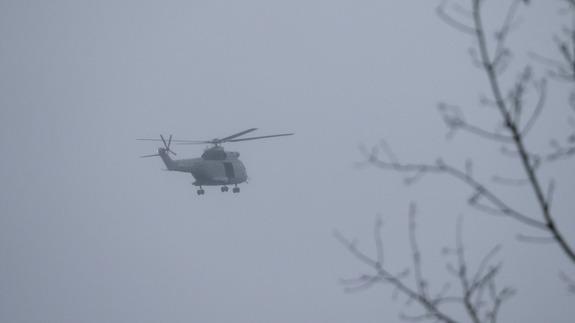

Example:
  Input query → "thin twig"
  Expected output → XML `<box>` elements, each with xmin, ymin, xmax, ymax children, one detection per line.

<box><xmin>437</xmin><ymin>1</ymin><xmax>476</xmax><ymax>35</ymax></box>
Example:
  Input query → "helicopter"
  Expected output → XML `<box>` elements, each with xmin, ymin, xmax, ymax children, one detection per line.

<box><xmin>138</xmin><ymin>128</ymin><xmax>293</xmax><ymax>195</ymax></box>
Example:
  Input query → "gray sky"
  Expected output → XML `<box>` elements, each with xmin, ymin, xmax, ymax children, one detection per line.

<box><xmin>1</xmin><ymin>0</ymin><xmax>573</xmax><ymax>322</ymax></box>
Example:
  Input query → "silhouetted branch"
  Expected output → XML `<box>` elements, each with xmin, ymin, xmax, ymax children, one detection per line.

<box><xmin>336</xmin><ymin>224</ymin><xmax>459</xmax><ymax>323</ymax></box>
<box><xmin>486</xmin><ymin>283</ymin><xmax>515</xmax><ymax>323</ymax></box>
<box><xmin>339</xmin><ymin>274</ymin><xmax>382</xmax><ymax>293</ymax></box>
<box><xmin>530</xmin><ymin>52</ymin><xmax>567</xmax><ymax>73</ymax></box>
<box><xmin>373</xmin><ymin>0</ymin><xmax>575</xmax><ymax>264</ymax></box>
<box><xmin>493</xmin><ymin>0</ymin><xmax>522</xmax><ymax>75</ymax></box>
<box><xmin>438</xmin><ymin>103</ymin><xmax>513</xmax><ymax>142</ymax></box>
<box><xmin>347</xmin><ymin>1</ymin><xmax>575</xmax><ymax>321</ymax></box>
<box><xmin>362</xmin><ymin>149</ymin><xmax>546</xmax><ymax>229</ymax></box>
<box><xmin>437</xmin><ymin>1</ymin><xmax>476</xmax><ymax>35</ymax></box>
<box><xmin>334</xmin><ymin>231</ymin><xmax>379</xmax><ymax>269</ymax></box>
<box><xmin>520</xmin><ymin>79</ymin><xmax>547</xmax><ymax>136</ymax></box>
<box><xmin>532</xmin><ymin>0</ymin><xmax>575</xmax><ymax>82</ymax></box>
<box><xmin>408</xmin><ymin>204</ymin><xmax>430</xmax><ymax>299</ymax></box>
<box><xmin>498</xmin><ymin>146</ymin><xmax>541</xmax><ymax>169</ymax></box>
<box><xmin>491</xmin><ymin>175</ymin><xmax>529</xmax><ymax>186</ymax></box>
<box><xmin>471</xmin><ymin>0</ymin><xmax>575</xmax><ymax>263</ymax></box>
<box><xmin>545</xmin><ymin>144</ymin><xmax>575</xmax><ymax>161</ymax></box>
<box><xmin>472</xmin><ymin>244</ymin><xmax>502</xmax><ymax>287</ymax></box>
<box><xmin>559</xmin><ymin>272</ymin><xmax>575</xmax><ymax>293</ymax></box>
<box><xmin>454</xmin><ymin>216</ymin><xmax>482</xmax><ymax>323</ymax></box>
<box><xmin>374</xmin><ymin>215</ymin><xmax>385</xmax><ymax>265</ymax></box>
<box><xmin>337</xmin><ymin>209</ymin><xmax>512</xmax><ymax>323</ymax></box>
<box><xmin>516</xmin><ymin>233</ymin><xmax>556</xmax><ymax>244</ymax></box>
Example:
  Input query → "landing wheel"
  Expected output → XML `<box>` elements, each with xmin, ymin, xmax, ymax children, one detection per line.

<box><xmin>221</xmin><ymin>186</ymin><xmax>229</xmax><ymax>192</ymax></box>
<box><xmin>196</xmin><ymin>189</ymin><xmax>205</xmax><ymax>195</ymax></box>
<box><xmin>232</xmin><ymin>187</ymin><xmax>240</xmax><ymax>193</ymax></box>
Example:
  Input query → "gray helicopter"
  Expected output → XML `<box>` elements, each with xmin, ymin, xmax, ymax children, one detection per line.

<box><xmin>138</xmin><ymin>128</ymin><xmax>293</xmax><ymax>195</ymax></box>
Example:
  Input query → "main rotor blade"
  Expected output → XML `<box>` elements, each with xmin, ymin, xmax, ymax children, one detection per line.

<box><xmin>218</xmin><ymin>128</ymin><xmax>258</xmax><ymax>143</ymax></box>
<box><xmin>140</xmin><ymin>153</ymin><xmax>160</xmax><ymax>158</ymax></box>
<box><xmin>171</xmin><ymin>140</ymin><xmax>211</xmax><ymax>143</ymax></box>
<box><xmin>138</xmin><ymin>138</ymin><xmax>210</xmax><ymax>143</ymax></box>
<box><xmin>227</xmin><ymin>133</ymin><xmax>294</xmax><ymax>142</ymax></box>
<box><xmin>137</xmin><ymin>138</ymin><xmax>165</xmax><ymax>141</ymax></box>
<box><xmin>138</xmin><ymin>129</ymin><xmax>287</xmax><ymax>145</ymax></box>
<box><xmin>175</xmin><ymin>141</ymin><xmax>212</xmax><ymax>145</ymax></box>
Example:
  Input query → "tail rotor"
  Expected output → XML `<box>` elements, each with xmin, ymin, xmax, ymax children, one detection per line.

<box><xmin>138</xmin><ymin>134</ymin><xmax>177</xmax><ymax>157</ymax></box>
<box><xmin>160</xmin><ymin>134</ymin><xmax>177</xmax><ymax>156</ymax></box>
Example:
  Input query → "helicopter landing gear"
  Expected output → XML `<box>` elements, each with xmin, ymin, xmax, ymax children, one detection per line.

<box><xmin>232</xmin><ymin>185</ymin><xmax>240</xmax><ymax>193</ymax></box>
<box><xmin>196</xmin><ymin>188</ymin><xmax>205</xmax><ymax>195</ymax></box>
<box><xmin>221</xmin><ymin>186</ymin><xmax>229</xmax><ymax>192</ymax></box>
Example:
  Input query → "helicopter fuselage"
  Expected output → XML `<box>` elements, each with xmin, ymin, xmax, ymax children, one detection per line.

<box><xmin>159</xmin><ymin>147</ymin><xmax>248</xmax><ymax>186</ymax></box>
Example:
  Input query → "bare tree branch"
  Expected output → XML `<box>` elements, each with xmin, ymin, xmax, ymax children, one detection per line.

<box><xmin>437</xmin><ymin>1</ymin><xmax>476</xmax><ymax>35</ymax></box>
<box><xmin>454</xmin><ymin>216</ymin><xmax>482</xmax><ymax>323</ymax></box>
<box><xmin>438</xmin><ymin>103</ymin><xmax>514</xmax><ymax>142</ymax></box>
<box><xmin>363</xmin><ymin>150</ymin><xmax>547</xmax><ymax>229</ymax></box>
<box><xmin>368</xmin><ymin>0</ymin><xmax>575</xmax><ymax>264</ymax></box>
<box><xmin>345</xmin><ymin>1</ymin><xmax>575</xmax><ymax>321</ymax></box>
<box><xmin>516</xmin><ymin>233</ymin><xmax>557</xmax><ymax>244</ymax></box>
<box><xmin>545</xmin><ymin>144</ymin><xmax>575</xmax><ymax>161</ymax></box>
<box><xmin>337</xmin><ymin>209</ymin><xmax>513</xmax><ymax>323</ymax></box>
<box><xmin>531</xmin><ymin>0</ymin><xmax>575</xmax><ymax>82</ymax></box>
<box><xmin>336</xmin><ymin>223</ymin><xmax>460</xmax><ymax>323</ymax></box>
<box><xmin>408</xmin><ymin>204</ymin><xmax>430</xmax><ymax>299</ymax></box>
<box><xmin>374</xmin><ymin>215</ymin><xmax>385</xmax><ymax>265</ymax></box>
<box><xmin>559</xmin><ymin>272</ymin><xmax>575</xmax><ymax>293</ymax></box>
<box><xmin>520</xmin><ymin>79</ymin><xmax>547</xmax><ymax>136</ymax></box>
<box><xmin>491</xmin><ymin>175</ymin><xmax>529</xmax><ymax>186</ymax></box>
<box><xmin>470</xmin><ymin>0</ymin><xmax>575</xmax><ymax>263</ymax></box>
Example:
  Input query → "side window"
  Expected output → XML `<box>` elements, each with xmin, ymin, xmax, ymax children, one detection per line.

<box><xmin>224</xmin><ymin>162</ymin><xmax>235</xmax><ymax>178</ymax></box>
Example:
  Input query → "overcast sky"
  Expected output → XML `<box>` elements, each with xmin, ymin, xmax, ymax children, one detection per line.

<box><xmin>1</xmin><ymin>0</ymin><xmax>574</xmax><ymax>322</ymax></box>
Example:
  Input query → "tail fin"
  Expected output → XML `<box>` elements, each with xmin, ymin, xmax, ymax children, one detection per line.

<box><xmin>158</xmin><ymin>148</ymin><xmax>176</xmax><ymax>170</ymax></box>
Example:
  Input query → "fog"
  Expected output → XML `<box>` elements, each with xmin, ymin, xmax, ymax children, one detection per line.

<box><xmin>1</xmin><ymin>1</ymin><xmax>573</xmax><ymax>322</ymax></box>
